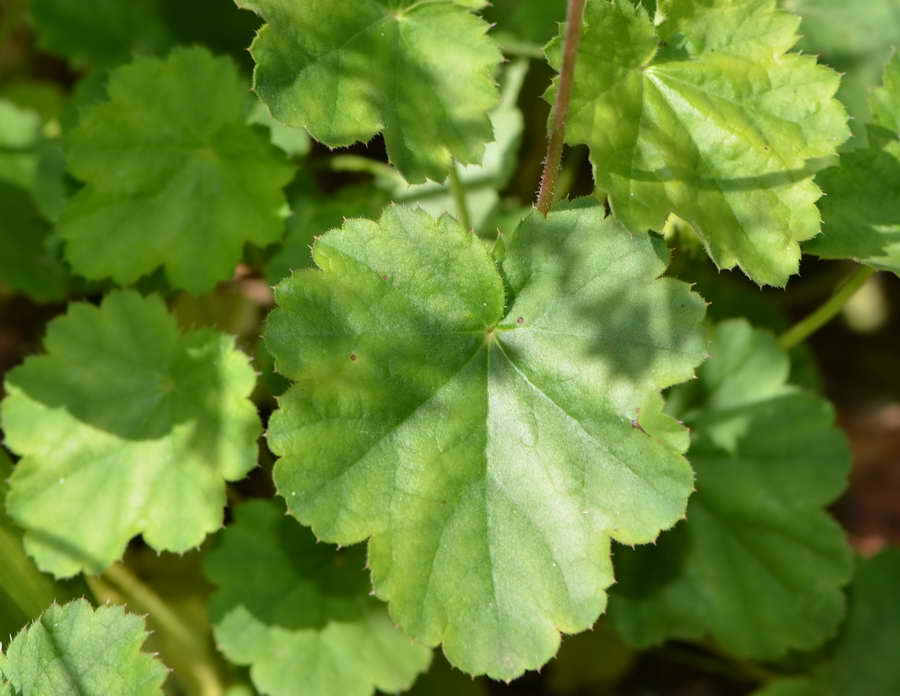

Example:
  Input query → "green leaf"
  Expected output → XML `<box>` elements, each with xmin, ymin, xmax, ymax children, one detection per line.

<box><xmin>0</xmin><ymin>449</ymin><xmax>78</xmax><ymax>640</ymax></box>
<box><xmin>265</xmin><ymin>183</ymin><xmax>390</xmax><ymax>286</ymax></box>
<box><xmin>265</xmin><ymin>202</ymin><xmax>707</xmax><ymax>679</ymax></box>
<box><xmin>817</xmin><ymin>551</ymin><xmax>900</xmax><ymax>695</ymax></box>
<box><xmin>29</xmin><ymin>0</ymin><xmax>174</xmax><ymax>69</ymax></box>
<box><xmin>0</xmin><ymin>599</ymin><xmax>167</xmax><ymax>695</ymax></box>
<box><xmin>553</xmin><ymin>0</ymin><xmax>849</xmax><ymax>286</ymax></box>
<box><xmin>58</xmin><ymin>47</ymin><xmax>296</xmax><ymax>294</ymax></box>
<box><xmin>807</xmin><ymin>54</ymin><xmax>900</xmax><ymax>274</ymax></box>
<box><xmin>0</xmin><ymin>182</ymin><xmax>70</xmax><ymax>302</ymax></box>
<box><xmin>387</xmin><ymin>59</ymin><xmax>528</xmax><ymax>232</ymax></box>
<box><xmin>784</xmin><ymin>0</ymin><xmax>900</xmax><ymax>148</ymax></box>
<box><xmin>238</xmin><ymin>0</ymin><xmax>502</xmax><ymax>183</ymax></box>
<box><xmin>248</xmin><ymin>100</ymin><xmax>311</xmax><ymax>159</ymax></box>
<box><xmin>204</xmin><ymin>499</ymin><xmax>431</xmax><ymax>696</ymax></box>
<box><xmin>0</xmin><ymin>290</ymin><xmax>261</xmax><ymax>578</ymax></box>
<box><xmin>609</xmin><ymin>320</ymin><xmax>852</xmax><ymax>658</ymax></box>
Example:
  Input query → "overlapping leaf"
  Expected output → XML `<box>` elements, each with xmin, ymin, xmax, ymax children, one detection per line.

<box><xmin>59</xmin><ymin>47</ymin><xmax>295</xmax><ymax>294</ymax></box>
<box><xmin>1</xmin><ymin>291</ymin><xmax>261</xmax><ymax>578</ymax></box>
<box><xmin>808</xmin><ymin>54</ymin><xmax>900</xmax><ymax>274</ymax></box>
<box><xmin>265</xmin><ymin>202</ymin><xmax>707</xmax><ymax>679</ymax></box>
<box><xmin>609</xmin><ymin>320</ymin><xmax>852</xmax><ymax>658</ymax></box>
<box><xmin>205</xmin><ymin>500</ymin><xmax>431</xmax><ymax>696</ymax></box>
<box><xmin>237</xmin><ymin>0</ymin><xmax>502</xmax><ymax>183</ymax></box>
<box><xmin>0</xmin><ymin>599</ymin><xmax>167</xmax><ymax>695</ymax></box>
<box><xmin>552</xmin><ymin>0</ymin><xmax>849</xmax><ymax>286</ymax></box>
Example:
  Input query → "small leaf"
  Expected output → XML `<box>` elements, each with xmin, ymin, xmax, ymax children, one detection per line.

<box><xmin>552</xmin><ymin>0</ymin><xmax>850</xmax><ymax>286</ymax></box>
<box><xmin>238</xmin><ymin>0</ymin><xmax>502</xmax><ymax>183</ymax></box>
<box><xmin>1</xmin><ymin>290</ymin><xmax>261</xmax><ymax>578</ymax></box>
<box><xmin>265</xmin><ymin>202</ymin><xmax>706</xmax><ymax>679</ymax></box>
<box><xmin>807</xmin><ymin>54</ymin><xmax>900</xmax><ymax>274</ymax></box>
<box><xmin>609</xmin><ymin>320</ymin><xmax>853</xmax><ymax>658</ymax></box>
<box><xmin>58</xmin><ymin>47</ymin><xmax>296</xmax><ymax>294</ymax></box>
<box><xmin>0</xmin><ymin>599</ymin><xmax>167</xmax><ymax>695</ymax></box>
<box><xmin>204</xmin><ymin>500</ymin><xmax>431</xmax><ymax>696</ymax></box>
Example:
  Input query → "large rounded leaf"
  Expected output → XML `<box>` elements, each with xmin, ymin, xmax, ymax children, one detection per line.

<box><xmin>265</xmin><ymin>202</ymin><xmax>707</xmax><ymax>679</ymax></box>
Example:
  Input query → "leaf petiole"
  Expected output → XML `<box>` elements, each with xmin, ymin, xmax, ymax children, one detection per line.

<box><xmin>778</xmin><ymin>265</ymin><xmax>877</xmax><ymax>350</ymax></box>
<box><xmin>448</xmin><ymin>161</ymin><xmax>474</xmax><ymax>231</ymax></box>
<box><xmin>536</xmin><ymin>0</ymin><xmax>587</xmax><ymax>215</ymax></box>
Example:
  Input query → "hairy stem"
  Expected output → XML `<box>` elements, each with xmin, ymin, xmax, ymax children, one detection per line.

<box><xmin>448</xmin><ymin>161</ymin><xmax>473</xmax><ymax>231</ymax></box>
<box><xmin>535</xmin><ymin>0</ymin><xmax>587</xmax><ymax>215</ymax></box>
<box><xmin>97</xmin><ymin>562</ymin><xmax>227</xmax><ymax>696</ymax></box>
<box><xmin>779</xmin><ymin>265</ymin><xmax>876</xmax><ymax>350</ymax></box>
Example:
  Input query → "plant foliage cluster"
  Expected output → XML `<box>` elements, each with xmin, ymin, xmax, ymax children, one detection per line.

<box><xmin>0</xmin><ymin>0</ymin><xmax>898</xmax><ymax>694</ymax></box>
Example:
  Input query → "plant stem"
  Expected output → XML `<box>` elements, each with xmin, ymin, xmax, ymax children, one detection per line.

<box><xmin>448</xmin><ymin>161</ymin><xmax>473</xmax><ymax>231</ymax></box>
<box><xmin>535</xmin><ymin>0</ymin><xmax>587</xmax><ymax>215</ymax></box>
<box><xmin>98</xmin><ymin>562</ymin><xmax>226</xmax><ymax>696</ymax></box>
<box><xmin>779</xmin><ymin>265</ymin><xmax>876</xmax><ymax>350</ymax></box>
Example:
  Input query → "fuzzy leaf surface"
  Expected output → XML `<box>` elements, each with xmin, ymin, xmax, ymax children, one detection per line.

<box><xmin>58</xmin><ymin>47</ymin><xmax>295</xmax><ymax>294</ymax></box>
<box><xmin>265</xmin><ymin>203</ymin><xmax>707</xmax><ymax>679</ymax></box>
<box><xmin>205</xmin><ymin>500</ymin><xmax>431</xmax><ymax>696</ymax></box>
<box><xmin>1</xmin><ymin>291</ymin><xmax>260</xmax><ymax>578</ymax></box>
<box><xmin>808</xmin><ymin>54</ymin><xmax>900</xmax><ymax>274</ymax></box>
<box><xmin>0</xmin><ymin>599</ymin><xmax>166</xmax><ymax>695</ymax></box>
<box><xmin>609</xmin><ymin>320</ymin><xmax>852</xmax><ymax>658</ymax></box>
<box><xmin>553</xmin><ymin>0</ymin><xmax>849</xmax><ymax>285</ymax></box>
<box><xmin>238</xmin><ymin>0</ymin><xmax>502</xmax><ymax>183</ymax></box>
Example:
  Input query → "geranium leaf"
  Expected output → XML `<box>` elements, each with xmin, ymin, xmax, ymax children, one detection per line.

<box><xmin>58</xmin><ymin>47</ymin><xmax>295</xmax><ymax>294</ymax></box>
<box><xmin>265</xmin><ymin>202</ymin><xmax>707</xmax><ymax>679</ymax></box>
<box><xmin>236</xmin><ymin>0</ymin><xmax>502</xmax><ymax>183</ymax></box>
<box><xmin>204</xmin><ymin>499</ymin><xmax>431</xmax><ymax>696</ymax></box>
<box><xmin>609</xmin><ymin>320</ymin><xmax>853</xmax><ymax>658</ymax></box>
<box><xmin>551</xmin><ymin>0</ymin><xmax>849</xmax><ymax>286</ymax></box>
<box><xmin>807</xmin><ymin>53</ymin><xmax>900</xmax><ymax>274</ymax></box>
<box><xmin>0</xmin><ymin>290</ymin><xmax>261</xmax><ymax>578</ymax></box>
<box><xmin>0</xmin><ymin>599</ymin><xmax>167</xmax><ymax>695</ymax></box>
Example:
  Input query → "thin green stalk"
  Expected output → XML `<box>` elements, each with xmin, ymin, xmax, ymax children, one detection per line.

<box><xmin>536</xmin><ymin>0</ymin><xmax>587</xmax><ymax>215</ymax></box>
<box><xmin>779</xmin><ymin>265</ymin><xmax>876</xmax><ymax>350</ymax></box>
<box><xmin>98</xmin><ymin>562</ymin><xmax>226</xmax><ymax>696</ymax></box>
<box><xmin>448</xmin><ymin>162</ymin><xmax>473</xmax><ymax>231</ymax></box>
